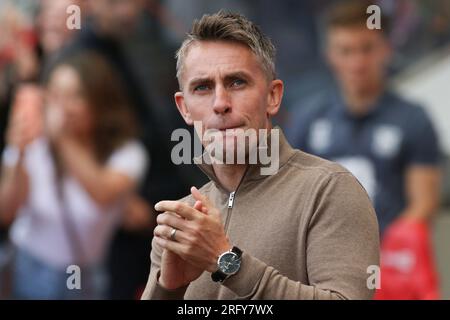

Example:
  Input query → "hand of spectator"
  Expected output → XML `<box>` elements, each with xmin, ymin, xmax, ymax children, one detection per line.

<box><xmin>44</xmin><ymin>102</ymin><xmax>66</xmax><ymax>142</ymax></box>
<box><xmin>6</xmin><ymin>84</ymin><xmax>43</xmax><ymax>152</ymax></box>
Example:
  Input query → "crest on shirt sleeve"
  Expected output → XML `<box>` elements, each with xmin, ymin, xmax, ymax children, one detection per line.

<box><xmin>308</xmin><ymin>119</ymin><xmax>332</xmax><ymax>153</ymax></box>
<box><xmin>372</xmin><ymin>125</ymin><xmax>402</xmax><ymax>159</ymax></box>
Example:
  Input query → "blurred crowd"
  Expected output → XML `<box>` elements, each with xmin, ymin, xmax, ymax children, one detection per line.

<box><xmin>0</xmin><ymin>0</ymin><xmax>208</xmax><ymax>299</ymax></box>
<box><xmin>0</xmin><ymin>0</ymin><xmax>449</xmax><ymax>299</ymax></box>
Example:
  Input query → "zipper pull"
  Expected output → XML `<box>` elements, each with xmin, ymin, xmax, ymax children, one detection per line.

<box><xmin>228</xmin><ymin>191</ymin><xmax>235</xmax><ymax>208</ymax></box>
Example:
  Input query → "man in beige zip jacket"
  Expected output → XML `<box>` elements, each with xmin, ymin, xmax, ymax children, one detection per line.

<box><xmin>141</xmin><ymin>11</ymin><xmax>379</xmax><ymax>300</ymax></box>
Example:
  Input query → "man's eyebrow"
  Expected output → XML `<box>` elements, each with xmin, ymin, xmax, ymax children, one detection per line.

<box><xmin>224</xmin><ymin>71</ymin><xmax>252</xmax><ymax>81</ymax></box>
<box><xmin>187</xmin><ymin>71</ymin><xmax>253</xmax><ymax>89</ymax></box>
<box><xmin>188</xmin><ymin>77</ymin><xmax>213</xmax><ymax>88</ymax></box>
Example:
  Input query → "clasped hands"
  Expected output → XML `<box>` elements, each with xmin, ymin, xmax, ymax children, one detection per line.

<box><xmin>153</xmin><ymin>186</ymin><xmax>232</xmax><ymax>290</ymax></box>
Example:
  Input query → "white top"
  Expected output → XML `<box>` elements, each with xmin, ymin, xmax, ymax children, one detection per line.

<box><xmin>9</xmin><ymin>137</ymin><xmax>148</xmax><ymax>269</ymax></box>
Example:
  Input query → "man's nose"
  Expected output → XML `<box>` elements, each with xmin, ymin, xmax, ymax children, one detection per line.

<box><xmin>212</xmin><ymin>85</ymin><xmax>231</xmax><ymax>115</ymax></box>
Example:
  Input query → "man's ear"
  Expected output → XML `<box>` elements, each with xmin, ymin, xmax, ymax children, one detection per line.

<box><xmin>175</xmin><ymin>92</ymin><xmax>193</xmax><ymax>125</ymax></box>
<box><xmin>266</xmin><ymin>79</ymin><xmax>284</xmax><ymax>117</ymax></box>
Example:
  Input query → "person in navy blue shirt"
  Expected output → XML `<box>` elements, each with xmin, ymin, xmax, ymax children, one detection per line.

<box><xmin>286</xmin><ymin>0</ymin><xmax>441</xmax><ymax>235</ymax></box>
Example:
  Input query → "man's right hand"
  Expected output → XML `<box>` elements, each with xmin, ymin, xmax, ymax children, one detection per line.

<box><xmin>157</xmin><ymin>200</ymin><xmax>207</xmax><ymax>290</ymax></box>
<box><xmin>159</xmin><ymin>246</ymin><xmax>204</xmax><ymax>290</ymax></box>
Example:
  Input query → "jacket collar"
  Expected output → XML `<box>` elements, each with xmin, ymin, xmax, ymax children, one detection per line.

<box><xmin>193</xmin><ymin>127</ymin><xmax>296</xmax><ymax>192</ymax></box>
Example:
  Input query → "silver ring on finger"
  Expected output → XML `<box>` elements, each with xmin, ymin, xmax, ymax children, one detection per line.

<box><xmin>170</xmin><ymin>228</ymin><xmax>178</xmax><ymax>241</ymax></box>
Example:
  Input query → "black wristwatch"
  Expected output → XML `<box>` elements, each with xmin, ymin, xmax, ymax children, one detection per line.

<box><xmin>211</xmin><ymin>246</ymin><xmax>242</xmax><ymax>282</ymax></box>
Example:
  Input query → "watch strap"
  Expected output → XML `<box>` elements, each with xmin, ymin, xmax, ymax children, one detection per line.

<box><xmin>231</xmin><ymin>246</ymin><xmax>242</xmax><ymax>258</ymax></box>
<box><xmin>211</xmin><ymin>269</ymin><xmax>227</xmax><ymax>282</ymax></box>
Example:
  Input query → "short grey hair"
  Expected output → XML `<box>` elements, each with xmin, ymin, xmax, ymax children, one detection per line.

<box><xmin>175</xmin><ymin>11</ymin><xmax>276</xmax><ymax>87</ymax></box>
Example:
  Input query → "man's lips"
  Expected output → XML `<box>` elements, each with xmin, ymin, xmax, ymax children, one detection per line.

<box><xmin>213</xmin><ymin>125</ymin><xmax>245</xmax><ymax>131</ymax></box>
<box><xmin>202</xmin><ymin>126</ymin><xmax>245</xmax><ymax>143</ymax></box>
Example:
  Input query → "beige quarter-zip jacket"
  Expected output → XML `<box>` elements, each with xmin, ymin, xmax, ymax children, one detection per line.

<box><xmin>142</xmin><ymin>129</ymin><xmax>379</xmax><ymax>300</ymax></box>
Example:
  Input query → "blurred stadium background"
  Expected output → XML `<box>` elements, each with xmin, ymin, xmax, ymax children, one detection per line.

<box><xmin>0</xmin><ymin>0</ymin><xmax>449</xmax><ymax>299</ymax></box>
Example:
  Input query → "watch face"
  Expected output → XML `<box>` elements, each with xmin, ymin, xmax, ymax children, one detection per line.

<box><xmin>218</xmin><ymin>252</ymin><xmax>241</xmax><ymax>275</ymax></box>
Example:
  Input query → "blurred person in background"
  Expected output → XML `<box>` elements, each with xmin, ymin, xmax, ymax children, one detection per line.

<box><xmin>287</xmin><ymin>0</ymin><xmax>441</xmax><ymax>235</ymax></box>
<box><xmin>286</xmin><ymin>0</ymin><xmax>441</xmax><ymax>298</ymax></box>
<box><xmin>0</xmin><ymin>0</ymin><xmax>83</xmax><ymax>296</ymax></box>
<box><xmin>0</xmin><ymin>0</ymin><xmax>83</xmax><ymax>196</ymax></box>
<box><xmin>50</xmin><ymin>0</ymin><xmax>206</xmax><ymax>299</ymax></box>
<box><xmin>0</xmin><ymin>0</ymin><xmax>82</xmax><ymax>147</ymax></box>
<box><xmin>0</xmin><ymin>51</ymin><xmax>148</xmax><ymax>299</ymax></box>
<box><xmin>0</xmin><ymin>0</ymin><xmax>39</xmax><ymax>148</ymax></box>
<box><xmin>0</xmin><ymin>0</ymin><xmax>40</xmax><ymax>297</ymax></box>
<box><xmin>37</xmin><ymin>0</ymin><xmax>84</xmax><ymax>58</ymax></box>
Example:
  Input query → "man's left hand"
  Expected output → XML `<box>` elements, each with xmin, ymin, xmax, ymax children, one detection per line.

<box><xmin>153</xmin><ymin>186</ymin><xmax>232</xmax><ymax>273</ymax></box>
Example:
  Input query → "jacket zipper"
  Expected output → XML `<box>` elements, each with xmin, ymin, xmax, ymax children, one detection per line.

<box><xmin>228</xmin><ymin>191</ymin><xmax>235</xmax><ymax>209</ymax></box>
<box><xmin>224</xmin><ymin>191</ymin><xmax>235</xmax><ymax>231</ymax></box>
<box><xmin>223</xmin><ymin>166</ymin><xmax>252</xmax><ymax>231</ymax></box>
<box><xmin>196</xmin><ymin>163</ymin><xmax>250</xmax><ymax>233</ymax></box>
